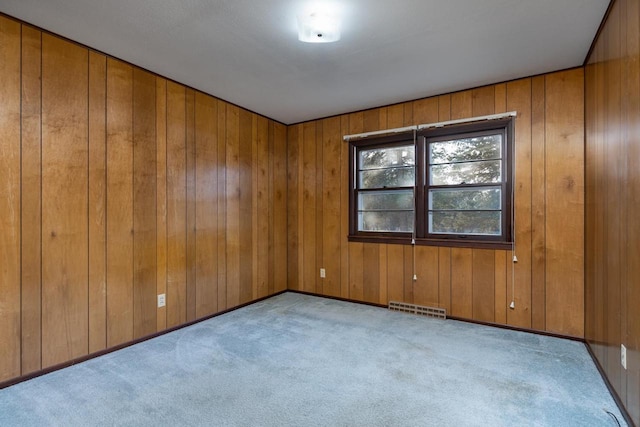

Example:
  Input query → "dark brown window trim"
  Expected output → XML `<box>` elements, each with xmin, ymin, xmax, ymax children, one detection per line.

<box><xmin>348</xmin><ymin>118</ymin><xmax>514</xmax><ymax>249</ymax></box>
<box><xmin>348</xmin><ymin>234</ymin><xmax>513</xmax><ymax>250</ymax></box>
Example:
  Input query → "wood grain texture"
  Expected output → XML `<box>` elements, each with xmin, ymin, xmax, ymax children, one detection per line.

<box><xmin>225</xmin><ymin>105</ymin><xmax>240</xmax><ymax>308</ymax></box>
<box><xmin>255</xmin><ymin>116</ymin><xmax>269</xmax><ymax>299</ymax></box>
<box><xmin>0</xmin><ymin>16</ymin><xmax>22</xmax><ymax>382</ymax></box>
<box><xmin>315</xmin><ymin>121</ymin><xmax>324</xmax><ymax>295</ymax></box>
<box><xmin>288</xmin><ymin>73</ymin><xmax>584</xmax><ymax>338</ymax></box>
<box><xmin>603</xmin><ymin>5</ymin><xmax>623</xmax><ymax>394</ymax></box>
<box><xmin>166</xmin><ymin>81</ymin><xmax>187</xmax><ymax>327</ymax></box>
<box><xmin>105</xmin><ymin>58</ymin><xmax>133</xmax><ymax>348</ymax></box>
<box><xmin>387</xmin><ymin>244</ymin><xmax>405</xmax><ymax>303</ymax></box>
<box><xmin>506</xmin><ymin>78</ymin><xmax>533</xmax><ymax>329</ymax></box>
<box><xmin>194</xmin><ymin>92</ymin><xmax>218</xmax><ymax>318</ymax></box>
<box><xmin>41</xmin><ymin>34</ymin><xmax>89</xmax><ymax>367</ymax></box>
<box><xmin>339</xmin><ymin>116</ymin><xmax>350</xmax><ymax>299</ymax></box>
<box><xmin>438</xmin><ymin>248</ymin><xmax>451</xmax><ymax>312</ymax></box>
<box><xmin>88</xmin><ymin>51</ymin><xmax>107</xmax><ymax>353</ymax></box>
<box><xmin>273</xmin><ymin>123</ymin><xmax>288</xmax><ymax>293</ymax></box>
<box><xmin>302</xmin><ymin>121</ymin><xmax>317</xmax><ymax>293</ymax></box>
<box><xmin>216</xmin><ymin>101</ymin><xmax>227</xmax><ymax>310</ymax></box>
<box><xmin>450</xmin><ymin>248</ymin><xmax>473</xmax><ymax>318</ymax></box>
<box><xmin>472</xmin><ymin>249</ymin><xmax>495</xmax><ymax>322</ymax></box>
<box><xmin>362</xmin><ymin>243</ymin><xmax>380</xmax><ymax>304</ymax></box>
<box><xmin>133</xmin><ymin>68</ymin><xmax>157</xmax><ymax>338</ymax></box>
<box><xmin>545</xmin><ymin>69</ymin><xmax>584</xmax><ymax>337</ymax></box>
<box><xmin>494</xmin><ymin>250</ymin><xmax>507</xmax><ymax>324</ymax></box>
<box><xmin>156</xmin><ymin>77</ymin><xmax>168</xmax><ymax>332</ymax></box>
<box><xmin>585</xmin><ymin>0</ymin><xmax>639</xmax><ymax>422</ymax></box>
<box><xmin>238</xmin><ymin>109</ymin><xmax>253</xmax><ymax>305</ymax></box>
<box><xmin>0</xmin><ymin>15</ymin><xmax>289</xmax><ymax>384</ymax></box>
<box><xmin>286</xmin><ymin>124</ymin><xmax>301</xmax><ymax>291</ymax></box>
<box><xmin>413</xmin><ymin>247</ymin><xmax>438</xmax><ymax>307</ymax></box>
<box><xmin>530</xmin><ymin>75</ymin><xmax>546</xmax><ymax>331</ymax></box>
<box><xmin>185</xmin><ymin>89</ymin><xmax>197</xmax><ymax>321</ymax></box>
<box><xmin>623</xmin><ymin>0</ymin><xmax>640</xmax><ymax>420</ymax></box>
<box><xmin>322</xmin><ymin>117</ymin><xmax>342</xmax><ymax>297</ymax></box>
<box><xmin>20</xmin><ymin>25</ymin><xmax>42</xmax><ymax>374</ymax></box>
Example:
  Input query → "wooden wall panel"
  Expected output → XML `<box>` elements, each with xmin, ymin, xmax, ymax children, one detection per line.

<box><xmin>302</xmin><ymin>122</ymin><xmax>318</xmax><ymax>293</ymax></box>
<box><xmin>238</xmin><ymin>109</ymin><xmax>253</xmax><ymax>305</ymax></box>
<box><xmin>494</xmin><ymin>250</ymin><xmax>507</xmax><ymax>324</ymax></box>
<box><xmin>156</xmin><ymin>77</ymin><xmax>168</xmax><ymax>331</ymax></box>
<box><xmin>530</xmin><ymin>75</ymin><xmax>546</xmax><ymax>331</ymax></box>
<box><xmin>321</xmin><ymin>117</ymin><xmax>342</xmax><ymax>297</ymax></box>
<box><xmin>88</xmin><ymin>51</ymin><xmax>107</xmax><ymax>353</ymax></box>
<box><xmin>288</xmin><ymin>70</ymin><xmax>585</xmax><ymax>338</ymax></box>
<box><xmin>0</xmin><ymin>16</ymin><xmax>22</xmax><ymax>382</ymax></box>
<box><xmin>0</xmin><ymin>15</ymin><xmax>288</xmax><ymax>385</ymax></box>
<box><xmin>194</xmin><ymin>92</ymin><xmax>218</xmax><ymax>318</ymax></box>
<box><xmin>20</xmin><ymin>25</ymin><xmax>42</xmax><ymax>374</ymax></box>
<box><xmin>105</xmin><ymin>58</ymin><xmax>133</xmax><ymax>347</ymax></box>
<box><xmin>166</xmin><ymin>82</ymin><xmax>187</xmax><ymax>327</ymax></box>
<box><xmin>413</xmin><ymin>247</ymin><xmax>438</xmax><ymax>307</ymax></box>
<box><xmin>132</xmin><ymin>68</ymin><xmax>157</xmax><ymax>338</ymax></box>
<box><xmin>216</xmin><ymin>101</ymin><xmax>227</xmax><ymax>310</ymax></box>
<box><xmin>624</xmin><ymin>0</ymin><xmax>640</xmax><ymax>421</ymax></box>
<box><xmin>506</xmin><ymin>78</ymin><xmax>532</xmax><ymax>329</ymax></box>
<box><xmin>586</xmin><ymin>0</ymin><xmax>640</xmax><ymax>423</ymax></box>
<box><xmin>185</xmin><ymin>90</ymin><xmax>196</xmax><ymax>321</ymax></box>
<box><xmin>225</xmin><ymin>105</ymin><xmax>241</xmax><ymax>308</ymax></box>
<box><xmin>545</xmin><ymin>70</ymin><xmax>584</xmax><ymax>337</ymax></box>
<box><xmin>450</xmin><ymin>248</ymin><xmax>473</xmax><ymax>318</ymax></box>
<box><xmin>255</xmin><ymin>116</ymin><xmax>269</xmax><ymax>299</ymax></box>
<box><xmin>387</xmin><ymin>245</ymin><xmax>405</xmax><ymax>303</ymax></box>
<box><xmin>472</xmin><ymin>249</ymin><xmax>495</xmax><ymax>323</ymax></box>
<box><xmin>41</xmin><ymin>34</ymin><xmax>89</xmax><ymax>367</ymax></box>
<box><xmin>273</xmin><ymin>123</ymin><xmax>289</xmax><ymax>293</ymax></box>
<box><xmin>286</xmin><ymin>124</ymin><xmax>301</xmax><ymax>291</ymax></box>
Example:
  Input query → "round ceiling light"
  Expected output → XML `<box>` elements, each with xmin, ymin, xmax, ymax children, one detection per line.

<box><xmin>297</xmin><ymin>12</ymin><xmax>340</xmax><ymax>43</ymax></box>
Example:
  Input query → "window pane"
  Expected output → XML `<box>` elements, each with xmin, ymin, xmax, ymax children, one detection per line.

<box><xmin>359</xmin><ymin>211</ymin><xmax>413</xmax><ymax>232</ymax></box>
<box><xmin>429</xmin><ymin>211</ymin><xmax>501</xmax><ymax>235</ymax></box>
<box><xmin>430</xmin><ymin>160</ymin><xmax>501</xmax><ymax>185</ymax></box>
<box><xmin>359</xmin><ymin>167</ymin><xmax>415</xmax><ymax>189</ymax></box>
<box><xmin>359</xmin><ymin>145</ymin><xmax>415</xmax><ymax>170</ymax></box>
<box><xmin>429</xmin><ymin>134</ymin><xmax>502</xmax><ymax>164</ymax></box>
<box><xmin>429</xmin><ymin>187</ymin><xmax>501</xmax><ymax>210</ymax></box>
<box><xmin>359</xmin><ymin>190</ymin><xmax>413</xmax><ymax>210</ymax></box>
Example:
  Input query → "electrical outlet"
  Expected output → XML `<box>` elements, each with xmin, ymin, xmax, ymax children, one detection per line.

<box><xmin>320</xmin><ymin>268</ymin><xmax>326</xmax><ymax>278</ymax></box>
<box><xmin>621</xmin><ymin>344</ymin><xmax>627</xmax><ymax>370</ymax></box>
<box><xmin>157</xmin><ymin>293</ymin><xmax>166</xmax><ymax>308</ymax></box>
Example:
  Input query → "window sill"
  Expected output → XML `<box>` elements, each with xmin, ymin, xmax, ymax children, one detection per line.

<box><xmin>348</xmin><ymin>234</ymin><xmax>513</xmax><ymax>250</ymax></box>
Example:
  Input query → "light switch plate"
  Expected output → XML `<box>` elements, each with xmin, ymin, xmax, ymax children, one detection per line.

<box><xmin>158</xmin><ymin>293</ymin><xmax>166</xmax><ymax>308</ymax></box>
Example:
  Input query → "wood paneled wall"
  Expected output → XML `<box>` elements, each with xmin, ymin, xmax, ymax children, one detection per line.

<box><xmin>0</xmin><ymin>16</ymin><xmax>288</xmax><ymax>383</ymax></box>
<box><xmin>287</xmin><ymin>69</ymin><xmax>585</xmax><ymax>338</ymax></box>
<box><xmin>585</xmin><ymin>0</ymin><xmax>640</xmax><ymax>424</ymax></box>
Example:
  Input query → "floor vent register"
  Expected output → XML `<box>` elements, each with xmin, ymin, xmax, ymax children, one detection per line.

<box><xmin>388</xmin><ymin>301</ymin><xmax>447</xmax><ymax>319</ymax></box>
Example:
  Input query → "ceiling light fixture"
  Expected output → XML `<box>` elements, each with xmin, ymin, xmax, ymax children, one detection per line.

<box><xmin>297</xmin><ymin>12</ymin><xmax>340</xmax><ymax>43</ymax></box>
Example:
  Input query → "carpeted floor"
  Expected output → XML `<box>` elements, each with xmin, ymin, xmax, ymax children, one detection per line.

<box><xmin>0</xmin><ymin>292</ymin><xmax>626</xmax><ymax>426</ymax></box>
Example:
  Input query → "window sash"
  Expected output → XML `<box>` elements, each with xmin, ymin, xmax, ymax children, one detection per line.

<box><xmin>422</xmin><ymin>127</ymin><xmax>509</xmax><ymax>242</ymax></box>
<box><xmin>348</xmin><ymin>118</ymin><xmax>513</xmax><ymax>247</ymax></box>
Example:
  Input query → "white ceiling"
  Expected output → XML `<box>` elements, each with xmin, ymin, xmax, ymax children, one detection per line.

<box><xmin>0</xmin><ymin>0</ymin><xmax>609</xmax><ymax>124</ymax></box>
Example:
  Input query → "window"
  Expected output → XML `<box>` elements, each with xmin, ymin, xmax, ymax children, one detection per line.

<box><xmin>349</xmin><ymin>119</ymin><xmax>513</xmax><ymax>248</ymax></box>
<box><xmin>353</xmin><ymin>137</ymin><xmax>415</xmax><ymax>235</ymax></box>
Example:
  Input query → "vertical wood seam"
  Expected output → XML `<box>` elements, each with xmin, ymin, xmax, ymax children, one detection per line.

<box><xmin>39</xmin><ymin>29</ymin><xmax>43</xmax><ymax>369</ymax></box>
<box><xmin>19</xmin><ymin>23</ymin><xmax>24</xmax><ymax>375</ymax></box>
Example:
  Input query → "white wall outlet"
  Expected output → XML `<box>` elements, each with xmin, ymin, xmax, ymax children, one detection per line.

<box><xmin>320</xmin><ymin>268</ymin><xmax>326</xmax><ymax>278</ymax></box>
<box><xmin>621</xmin><ymin>344</ymin><xmax>627</xmax><ymax>370</ymax></box>
<box><xmin>157</xmin><ymin>293</ymin><xmax>166</xmax><ymax>308</ymax></box>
